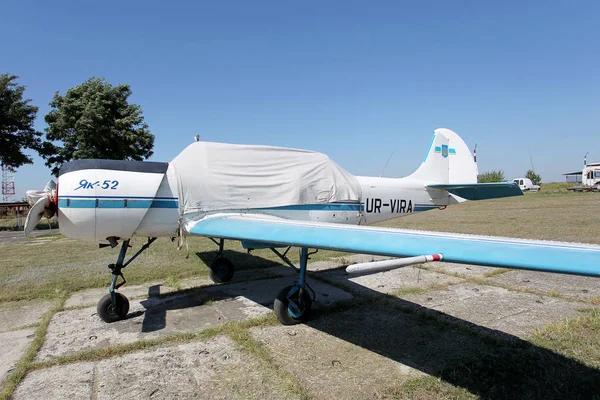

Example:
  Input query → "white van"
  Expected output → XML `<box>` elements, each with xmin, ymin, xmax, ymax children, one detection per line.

<box><xmin>513</xmin><ymin>178</ymin><xmax>540</xmax><ymax>191</ymax></box>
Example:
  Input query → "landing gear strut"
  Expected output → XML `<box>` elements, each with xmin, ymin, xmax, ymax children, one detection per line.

<box><xmin>96</xmin><ymin>237</ymin><xmax>157</xmax><ymax>323</ymax></box>
<box><xmin>208</xmin><ymin>238</ymin><xmax>234</xmax><ymax>283</ymax></box>
<box><xmin>273</xmin><ymin>247</ymin><xmax>314</xmax><ymax>325</ymax></box>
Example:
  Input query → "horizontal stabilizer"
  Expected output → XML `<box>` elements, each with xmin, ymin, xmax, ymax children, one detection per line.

<box><xmin>427</xmin><ymin>182</ymin><xmax>522</xmax><ymax>200</ymax></box>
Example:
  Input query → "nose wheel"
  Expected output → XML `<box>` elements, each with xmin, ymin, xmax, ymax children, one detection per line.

<box><xmin>97</xmin><ymin>292</ymin><xmax>130</xmax><ymax>322</ymax></box>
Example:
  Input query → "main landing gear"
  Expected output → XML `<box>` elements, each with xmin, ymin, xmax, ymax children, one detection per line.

<box><xmin>208</xmin><ymin>239</ymin><xmax>315</xmax><ymax>325</ymax></box>
<box><xmin>208</xmin><ymin>238</ymin><xmax>235</xmax><ymax>283</ymax></box>
<box><xmin>96</xmin><ymin>237</ymin><xmax>157</xmax><ymax>323</ymax></box>
<box><xmin>272</xmin><ymin>247</ymin><xmax>315</xmax><ymax>325</ymax></box>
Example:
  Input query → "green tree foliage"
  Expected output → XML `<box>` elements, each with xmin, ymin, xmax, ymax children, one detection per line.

<box><xmin>43</xmin><ymin>77</ymin><xmax>154</xmax><ymax>176</ymax></box>
<box><xmin>0</xmin><ymin>74</ymin><xmax>48</xmax><ymax>169</ymax></box>
<box><xmin>477</xmin><ymin>170</ymin><xmax>505</xmax><ymax>183</ymax></box>
<box><xmin>525</xmin><ymin>169</ymin><xmax>542</xmax><ymax>185</ymax></box>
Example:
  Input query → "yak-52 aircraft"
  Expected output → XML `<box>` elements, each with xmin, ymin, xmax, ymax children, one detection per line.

<box><xmin>25</xmin><ymin>128</ymin><xmax>600</xmax><ymax>325</ymax></box>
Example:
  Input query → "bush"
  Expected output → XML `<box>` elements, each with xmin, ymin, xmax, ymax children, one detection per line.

<box><xmin>478</xmin><ymin>170</ymin><xmax>505</xmax><ymax>183</ymax></box>
<box><xmin>525</xmin><ymin>169</ymin><xmax>542</xmax><ymax>185</ymax></box>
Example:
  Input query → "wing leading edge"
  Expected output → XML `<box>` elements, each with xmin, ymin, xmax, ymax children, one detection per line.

<box><xmin>186</xmin><ymin>214</ymin><xmax>600</xmax><ymax>277</ymax></box>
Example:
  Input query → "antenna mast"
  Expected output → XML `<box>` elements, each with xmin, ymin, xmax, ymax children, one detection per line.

<box><xmin>1</xmin><ymin>164</ymin><xmax>16</xmax><ymax>202</ymax></box>
<box><xmin>528</xmin><ymin>148</ymin><xmax>535</xmax><ymax>172</ymax></box>
<box><xmin>379</xmin><ymin>149</ymin><xmax>396</xmax><ymax>177</ymax></box>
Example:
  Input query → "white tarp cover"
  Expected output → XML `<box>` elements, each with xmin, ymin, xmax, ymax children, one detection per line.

<box><xmin>170</xmin><ymin>141</ymin><xmax>361</xmax><ymax>215</ymax></box>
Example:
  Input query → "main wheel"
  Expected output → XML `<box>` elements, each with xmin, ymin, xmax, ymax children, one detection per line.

<box><xmin>274</xmin><ymin>285</ymin><xmax>313</xmax><ymax>325</ymax></box>
<box><xmin>209</xmin><ymin>257</ymin><xmax>234</xmax><ymax>283</ymax></box>
<box><xmin>97</xmin><ymin>293</ymin><xmax>130</xmax><ymax>323</ymax></box>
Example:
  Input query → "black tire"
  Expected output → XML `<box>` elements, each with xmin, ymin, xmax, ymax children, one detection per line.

<box><xmin>274</xmin><ymin>285</ymin><xmax>313</xmax><ymax>325</ymax></box>
<box><xmin>97</xmin><ymin>293</ymin><xmax>130</xmax><ymax>323</ymax></box>
<box><xmin>209</xmin><ymin>257</ymin><xmax>234</xmax><ymax>283</ymax></box>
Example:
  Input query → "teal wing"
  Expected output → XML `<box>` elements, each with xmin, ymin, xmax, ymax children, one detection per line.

<box><xmin>187</xmin><ymin>214</ymin><xmax>600</xmax><ymax>277</ymax></box>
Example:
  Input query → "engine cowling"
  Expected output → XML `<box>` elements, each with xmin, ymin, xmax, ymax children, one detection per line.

<box><xmin>57</xmin><ymin>160</ymin><xmax>174</xmax><ymax>244</ymax></box>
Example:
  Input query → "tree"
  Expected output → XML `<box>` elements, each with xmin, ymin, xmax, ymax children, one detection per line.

<box><xmin>43</xmin><ymin>77</ymin><xmax>154</xmax><ymax>176</ymax></box>
<box><xmin>525</xmin><ymin>169</ymin><xmax>542</xmax><ymax>185</ymax></box>
<box><xmin>0</xmin><ymin>74</ymin><xmax>48</xmax><ymax>169</ymax></box>
<box><xmin>477</xmin><ymin>170</ymin><xmax>505</xmax><ymax>183</ymax></box>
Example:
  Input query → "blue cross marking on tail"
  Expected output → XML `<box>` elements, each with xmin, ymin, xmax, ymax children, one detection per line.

<box><xmin>434</xmin><ymin>145</ymin><xmax>456</xmax><ymax>158</ymax></box>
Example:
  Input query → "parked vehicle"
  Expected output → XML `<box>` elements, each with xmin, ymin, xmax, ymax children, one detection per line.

<box><xmin>513</xmin><ymin>178</ymin><xmax>540</xmax><ymax>191</ymax></box>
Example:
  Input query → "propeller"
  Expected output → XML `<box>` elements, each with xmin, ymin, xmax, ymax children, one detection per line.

<box><xmin>24</xmin><ymin>180</ymin><xmax>58</xmax><ymax>237</ymax></box>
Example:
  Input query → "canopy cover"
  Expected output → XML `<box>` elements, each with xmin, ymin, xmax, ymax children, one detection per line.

<box><xmin>170</xmin><ymin>141</ymin><xmax>362</xmax><ymax>215</ymax></box>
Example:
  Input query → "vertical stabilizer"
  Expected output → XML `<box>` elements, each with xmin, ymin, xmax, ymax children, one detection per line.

<box><xmin>408</xmin><ymin>128</ymin><xmax>478</xmax><ymax>184</ymax></box>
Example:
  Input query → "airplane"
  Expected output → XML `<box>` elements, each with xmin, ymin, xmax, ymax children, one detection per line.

<box><xmin>24</xmin><ymin>128</ymin><xmax>600</xmax><ymax>326</ymax></box>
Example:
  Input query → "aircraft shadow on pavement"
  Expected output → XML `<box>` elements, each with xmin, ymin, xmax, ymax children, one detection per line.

<box><xmin>137</xmin><ymin>253</ymin><xmax>600</xmax><ymax>400</ymax></box>
<box><xmin>195</xmin><ymin>249</ymin><xmax>282</xmax><ymax>271</ymax></box>
<box><xmin>138</xmin><ymin>251</ymin><xmax>283</xmax><ymax>332</ymax></box>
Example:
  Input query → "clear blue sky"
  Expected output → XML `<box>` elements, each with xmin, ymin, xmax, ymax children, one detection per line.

<box><xmin>2</xmin><ymin>1</ymin><xmax>599</xmax><ymax>199</ymax></box>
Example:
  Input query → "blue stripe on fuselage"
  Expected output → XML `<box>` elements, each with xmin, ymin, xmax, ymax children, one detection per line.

<box><xmin>58</xmin><ymin>198</ymin><xmax>179</xmax><ymax>209</ymax></box>
<box><xmin>57</xmin><ymin>198</ymin><xmax>360</xmax><ymax>211</ymax></box>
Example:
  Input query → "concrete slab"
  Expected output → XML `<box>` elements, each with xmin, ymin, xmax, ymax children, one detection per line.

<box><xmin>402</xmin><ymin>282</ymin><xmax>587</xmax><ymax>337</ymax></box>
<box><xmin>12</xmin><ymin>362</ymin><xmax>95</xmax><ymax>399</ymax></box>
<box><xmin>63</xmin><ymin>266</ymin><xmax>294</xmax><ymax>309</ymax></box>
<box><xmin>16</xmin><ymin>336</ymin><xmax>293</xmax><ymax>400</ymax></box>
<box><xmin>64</xmin><ymin>282</ymin><xmax>178</xmax><ymax>309</ymax></box>
<box><xmin>249</xmin><ymin>319</ymin><xmax>426</xmax><ymax>399</ymax></box>
<box><xmin>428</xmin><ymin>261</ymin><xmax>506</xmax><ymax>278</ymax></box>
<box><xmin>0</xmin><ymin>328</ymin><xmax>35</xmax><ymax>383</ymax></box>
<box><xmin>202</xmin><ymin>276</ymin><xmax>353</xmax><ymax>310</ymax></box>
<box><xmin>0</xmin><ymin>299</ymin><xmax>53</xmax><ymax>332</ymax></box>
<box><xmin>37</xmin><ymin>294</ymin><xmax>264</xmax><ymax>361</ymax></box>
<box><xmin>320</xmin><ymin>265</ymin><xmax>463</xmax><ymax>296</ymax></box>
<box><xmin>490</xmin><ymin>269</ymin><xmax>600</xmax><ymax>301</ymax></box>
<box><xmin>95</xmin><ymin>336</ymin><xmax>287</xmax><ymax>400</ymax></box>
<box><xmin>38</xmin><ymin>277</ymin><xmax>352</xmax><ymax>361</ymax></box>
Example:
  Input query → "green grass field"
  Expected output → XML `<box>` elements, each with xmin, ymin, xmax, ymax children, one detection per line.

<box><xmin>1</xmin><ymin>190</ymin><xmax>599</xmax><ymax>399</ymax></box>
<box><xmin>2</xmin><ymin>190</ymin><xmax>599</xmax><ymax>302</ymax></box>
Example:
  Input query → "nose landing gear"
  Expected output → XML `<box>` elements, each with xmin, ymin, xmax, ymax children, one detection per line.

<box><xmin>96</xmin><ymin>237</ymin><xmax>157</xmax><ymax>323</ymax></box>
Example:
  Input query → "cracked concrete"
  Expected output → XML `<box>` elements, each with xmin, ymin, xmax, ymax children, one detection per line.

<box><xmin>3</xmin><ymin>253</ymin><xmax>599</xmax><ymax>399</ymax></box>
<box><xmin>15</xmin><ymin>336</ymin><xmax>289</xmax><ymax>400</ymax></box>
<box><xmin>37</xmin><ymin>276</ymin><xmax>353</xmax><ymax>361</ymax></box>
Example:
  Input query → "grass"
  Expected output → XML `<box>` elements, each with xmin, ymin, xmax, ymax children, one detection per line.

<box><xmin>2</xmin><ymin>191</ymin><xmax>599</xmax><ymax>304</ymax></box>
<box><xmin>0</xmin><ymin>296</ymin><xmax>66</xmax><ymax>400</ymax></box>
<box><xmin>380</xmin><ymin>376</ymin><xmax>477</xmax><ymax>400</ymax></box>
<box><xmin>538</xmin><ymin>182</ymin><xmax>572</xmax><ymax>193</ymax></box>
<box><xmin>482</xmin><ymin>268</ymin><xmax>510</xmax><ymax>278</ymax></box>
<box><xmin>393</xmin><ymin>283</ymin><xmax>455</xmax><ymax>298</ymax></box>
<box><xmin>380</xmin><ymin>190</ymin><xmax>600</xmax><ymax>244</ymax></box>
<box><xmin>226</xmin><ymin>326</ymin><xmax>312</xmax><ymax>400</ymax></box>
<box><xmin>0</xmin><ymin>217</ymin><xmax>58</xmax><ymax>232</ymax></box>
<box><xmin>2</xmin><ymin>190</ymin><xmax>600</xmax><ymax>398</ymax></box>
<box><xmin>531</xmin><ymin>308</ymin><xmax>600</xmax><ymax>368</ymax></box>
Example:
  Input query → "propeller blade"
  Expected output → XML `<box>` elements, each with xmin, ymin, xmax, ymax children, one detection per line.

<box><xmin>24</xmin><ymin>196</ymin><xmax>51</xmax><ymax>237</ymax></box>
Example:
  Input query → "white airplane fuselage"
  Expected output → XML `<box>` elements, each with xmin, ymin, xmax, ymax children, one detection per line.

<box><xmin>48</xmin><ymin>128</ymin><xmax>483</xmax><ymax>245</ymax></box>
<box><xmin>56</xmin><ymin>166</ymin><xmax>453</xmax><ymax>244</ymax></box>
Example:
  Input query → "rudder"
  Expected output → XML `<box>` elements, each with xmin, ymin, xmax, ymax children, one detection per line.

<box><xmin>408</xmin><ymin>128</ymin><xmax>478</xmax><ymax>184</ymax></box>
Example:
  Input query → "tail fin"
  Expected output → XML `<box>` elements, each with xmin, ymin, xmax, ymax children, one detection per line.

<box><xmin>408</xmin><ymin>128</ymin><xmax>478</xmax><ymax>184</ymax></box>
